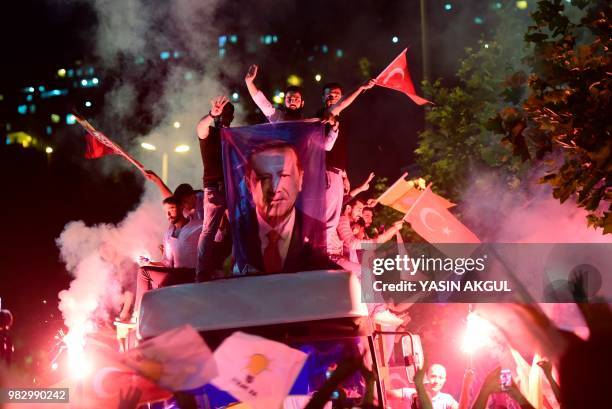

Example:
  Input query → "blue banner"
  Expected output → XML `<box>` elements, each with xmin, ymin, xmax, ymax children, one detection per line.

<box><xmin>221</xmin><ymin>120</ymin><xmax>329</xmax><ymax>274</ymax></box>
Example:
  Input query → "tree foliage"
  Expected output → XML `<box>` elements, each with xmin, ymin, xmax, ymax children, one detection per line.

<box><xmin>495</xmin><ymin>0</ymin><xmax>611</xmax><ymax>233</ymax></box>
<box><xmin>416</xmin><ymin>6</ymin><xmax>530</xmax><ymax>202</ymax></box>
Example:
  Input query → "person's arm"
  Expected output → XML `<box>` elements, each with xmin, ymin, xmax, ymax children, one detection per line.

<box><xmin>537</xmin><ymin>360</ymin><xmax>561</xmax><ymax>405</ymax></box>
<box><xmin>458</xmin><ymin>369</ymin><xmax>475</xmax><ymax>409</ymax></box>
<box><xmin>143</xmin><ymin>170</ymin><xmax>172</xmax><ymax>198</ymax></box>
<box><xmin>324</xmin><ymin>121</ymin><xmax>340</xmax><ymax>151</ymax></box>
<box><xmin>196</xmin><ymin>95</ymin><xmax>230</xmax><ymax>140</ymax></box>
<box><xmin>506</xmin><ymin>384</ymin><xmax>535</xmax><ymax>409</ymax></box>
<box><xmin>471</xmin><ymin>367</ymin><xmax>500</xmax><ymax>409</ymax></box>
<box><xmin>414</xmin><ymin>367</ymin><xmax>434</xmax><ymax>409</ymax></box>
<box><xmin>349</xmin><ymin>172</ymin><xmax>375</xmax><ymax>197</ymax></box>
<box><xmin>337</xmin><ymin>217</ymin><xmax>403</xmax><ymax>250</ymax></box>
<box><xmin>244</xmin><ymin>64</ymin><xmax>276</xmax><ymax>118</ymax></box>
<box><xmin>327</xmin><ymin>79</ymin><xmax>376</xmax><ymax>117</ymax></box>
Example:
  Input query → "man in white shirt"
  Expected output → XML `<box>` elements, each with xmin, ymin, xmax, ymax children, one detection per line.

<box><xmin>388</xmin><ymin>364</ymin><xmax>459</xmax><ymax>409</ymax></box>
<box><xmin>135</xmin><ymin>196</ymin><xmax>201</xmax><ymax>313</ymax></box>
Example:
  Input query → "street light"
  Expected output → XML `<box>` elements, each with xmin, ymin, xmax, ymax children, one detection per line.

<box><xmin>141</xmin><ymin>143</ymin><xmax>190</xmax><ymax>183</ymax></box>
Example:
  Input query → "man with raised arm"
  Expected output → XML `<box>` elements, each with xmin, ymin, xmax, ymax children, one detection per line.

<box><xmin>195</xmin><ymin>95</ymin><xmax>234</xmax><ymax>281</ymax></box>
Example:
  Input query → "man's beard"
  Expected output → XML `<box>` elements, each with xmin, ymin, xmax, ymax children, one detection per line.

<box><xmin>283</xmin><ymin>106</ymin><xmax>303</xmax><ymax>120</ymax></box>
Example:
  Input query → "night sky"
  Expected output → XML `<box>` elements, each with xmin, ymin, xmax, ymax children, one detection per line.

<box><xmin>1</xmin><ymin>0</ymin><xmax>500</xmax><ymax>382</ymax></box>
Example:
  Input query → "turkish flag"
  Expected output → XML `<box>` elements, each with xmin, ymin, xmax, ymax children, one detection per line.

<box><xmin>51</xmin><ymin>341</ymin><xmax>172</xmax><ymax>408</ymax></box>
<box><xmin>375</xmin><ymin>49</ymin><xmax>431</xmax><ymax>105</ymax></box>
<box><xmin>405</xmin><ymin>187</ymin><xmax>480</xmax><ymax>244</ymax></box>
<box><xmin>378</xmin><ymin>174</ymin><xmax>454</xmax><ymax>214</ymax></box>
<box><xmin>84</xmin><ymin>133</ymin><xmax>119</xmax><ymax>159</ymax></box>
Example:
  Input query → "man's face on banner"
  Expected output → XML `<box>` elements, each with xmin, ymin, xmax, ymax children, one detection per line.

<box><xmin>247</xmin><ymin>146</ymin><xmax>304</xmax><ymax>226</ymax></box>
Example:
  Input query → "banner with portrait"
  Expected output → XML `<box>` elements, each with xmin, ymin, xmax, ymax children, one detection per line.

<box><xmin>221</xmin><ymin>120</ymin><xmax>328</xmax><ymax>275</ymax></box>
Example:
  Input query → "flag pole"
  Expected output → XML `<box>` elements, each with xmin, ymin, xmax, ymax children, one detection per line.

<box><xmin>73</xmin><ymin>112</ymin><xmax>147</xmax><ymax>175</ymax></box>
<box><xmin>375</xmin><ymin>172</ymin><xmax>408</xmax><ymax>204</ymax></box>
<box><xmin>402</xmin><ymin>183</ymin><xmax>432</xmax><ymax>222</ymax></box>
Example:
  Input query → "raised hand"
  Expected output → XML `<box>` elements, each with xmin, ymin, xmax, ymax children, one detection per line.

<box><xmin>245</xmin><ymin>64</ymin><xmax>258</xmax><ymax>83</ymax></box>
<box><xmin>210</xmin><ymin>95</ymin><xmax>230</xmax><ymax>117</ymax></box>
<box><xmin>361</xmin><ymin>78</ymin><xmax>377</xmax><ymax>90</ymax></box>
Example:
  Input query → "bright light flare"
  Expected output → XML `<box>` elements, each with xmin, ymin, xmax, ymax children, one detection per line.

<box><xmin>314</xmin><ymin>74</ymin><xmax>322</xmax><ymax>82</ymax></box>
<box><xmin>45</xmin><ymin>147</ymin><xmax>53</xmax><ymax>154</ymax></box>
<box><xmin>141</xmin><ymin>142</ymin><xmax>157</xmax><ymax>151</ymax></box>
<box><xmin>516</xmin><ymin>0</ymin><xmax>528</xmax><ymax>9</ymax></box>
<box><xmin>173</xmin><ymin>121</ymin><xmax>181</xmax><ymax>128</ymax></box>
<box><xmin>461</xmin><ymin>312</ymin><xmax>495</xmax><ymax>355</ymax></box>
<box><xmin>174</xmin><ymin>144</ymin><xmax>190</xmax><ymax>153</ymax></box>
<box><xmin>63</xmin><ymin>327</ymin><xmax>93</xmax><ymax>380</ymax></box>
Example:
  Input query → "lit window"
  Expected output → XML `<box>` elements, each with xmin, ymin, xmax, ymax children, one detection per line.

<box><xmin>444</xmin><ymin>3</ymin><xmax>452</xmax><ymax>11</ymax></box>
<box><xmin>26</xmin><ymin>95</ymin><xmax>33</xmax><ymax>102</ymax></box>
<box><xmin>29</xmin><ymin>105</ymin><xmax>36</xmax><ymax>113</ymax></box>
<box><xmin>392</xmin><ymin>36</ymin><xmax>399</xmax><ymax>43</ymax></box>
<box><xmin>160</xmin><ymin>51</ymin><xmax>170</xmax><ymax>60</ymax></box>
<box><xmin>219</xmin><ymin>35</ymin><xmax>227</xmax><ymax>48</ymax></box>
<box><xmin>46</xmin><ymin>126</ymin><xmax>52</xmax><ymax>135</ymax></box>
<box><xmin>58</xmin><ymin>68</ymin><xmax>66</xmax><ymax>77</ymax></box>
<box><xmin>230</xmin><ymin>34</ymin><xmax>238</xmax><ymax>43</ymax></box>
<box><xmin>322</xmin><ymin>45</ymin><xmax>328</xmax><ymax>53</ymax></box>
<box><xmin>219</xmin><ymin>48</ymin><xmax>226</xmax><ymax>58</ymax></box>
<box><xmin>38</xmin><ymin>86</ymin><xmax>45</xmax><ymax>92</ymax></box>
<box><xmin>474</xmin><ymin>16</ymin><xmax>484</xmax><ymax>24</ymax></box>
<box><xmin>87</xmin><ymin>67</ymin><xmax>94</xmax><ymax>75</ymax></box>
<box><xmin>66</xmin><ymin>114</ymin><xmax>76</xmax><ymax>125</ymax></box>
<box><xmin>76</xmin><ymin>69</ymin><xmax>83</xmax><ymax>76</ymax></box>
<box><xmin>51</xmin><ymin>114</ymin><xmax>61</xmax><ymax>123</ymax></box>
<box><xmin>173</xmin><ymin>51</ymin><xmax>180</xmax><ymax>58</ymax></box>
<box><xmin>272</xmin><ymin>35</ymin><xmax>278</xmax><ymax>43</ymax></box>
<box><xmin>231</xmin><ymin>92</ymin><xmax>239</xmax><ymax>101</ymax></box>
<box><xmin>92</xmin><ymin>78</ymin><xmax>99</xmax><ymax>85</ymax></box>
<box><xmin>18</xmin><ymin>105</ymin><xmax>28</xmax><ymax>115</ymax></box>
<box><xmin>67</xmin><ymin>69</ymin><xmax>74</xmax><ymax>78</ymax></box>
<box><xmin>85</xmin><ymin>101</ymin><xmax>92</xmax><ymax>108</ymax></box>
<box><xmin>336</xmin><ymin>49</ymin><xmax>343</xmax><ymax>58</ymax></box>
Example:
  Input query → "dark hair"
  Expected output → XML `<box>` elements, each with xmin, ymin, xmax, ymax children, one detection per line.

<box><xmin>323</xmin><ymin>82</ymin><xmax>343</xmax><ymax>93</ymax></box>
<box><xmin>352</xmin><ymin>217</ymin><xmax>366</xmax><ymax>228</ymax></box>
<box><xmin>173</xmin><ymin>183</ymin><xmax>195</xmax><ymax>200</ymax></box>
<box><xmin>284</xmin><ymin>86</ymin><xmax>303</xmax><ymax>96</ymax></box>
<box><xmin>163</xmin><ymin>196</ymin><xmax>181</xmax><ymax>206</ymax></box>
<box><xmin>362</xmin><ymin>207</ymin><xmax>374</xmax><ymax>215</ymax></box>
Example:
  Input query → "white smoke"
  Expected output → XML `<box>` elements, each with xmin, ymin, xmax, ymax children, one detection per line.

<box><xmin>56</xmin><ymin>186</ymin><xmax>166</xmax><ymax>330</ymax></box>
<box><xmin>55</xmin><ymin>0</ymin><xmax>234</xmax><ymax>336</ymax></box>
<box><xmin>461</xmin><ymin>168</ymin><xmax>611</xmax><ymax>243</ymax></box>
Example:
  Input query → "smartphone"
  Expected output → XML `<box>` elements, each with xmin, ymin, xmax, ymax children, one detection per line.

<box><xmin>500</xmin><ymin>369</ymin><xmax>512</xmax><ymax>391</ymax></box>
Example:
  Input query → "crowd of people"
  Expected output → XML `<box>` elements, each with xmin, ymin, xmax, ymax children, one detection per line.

<box><xmin>130</xmin><ymin>64</ymin><xmax>407</xmax><ymax>321</ymax></box>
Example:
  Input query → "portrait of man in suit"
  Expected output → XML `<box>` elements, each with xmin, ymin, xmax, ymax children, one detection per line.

<box><xmin>242</xmin><ymin>141</ymin><xmax>334</xmax><ymax>274</ymax></box>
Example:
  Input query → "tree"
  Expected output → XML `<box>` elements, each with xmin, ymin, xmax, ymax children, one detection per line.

<box><xmin>496</xmin><ymin>0</ymin><xmax>611</xmax><ymax>233</ymax></box>
<box><xmin>416</xmin><ymin>5</ymin><xmax>531</xmax><ymax>203</ymax></box>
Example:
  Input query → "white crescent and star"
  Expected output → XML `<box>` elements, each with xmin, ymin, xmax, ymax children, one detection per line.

<box><xmin>382</xmin><ymin>67</ymin><xmax>405</xmax><ymax>85</ymax></box>
<box><xmin>420</xmin><ymin>208</ymin><xmax>452</xmax><ymax>236</ymax></box>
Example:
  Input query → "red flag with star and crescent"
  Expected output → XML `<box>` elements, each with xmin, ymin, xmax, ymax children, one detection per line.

<box><xmin>404</xmin><ymin>186</ymin><xmax>480</xmax><ymax>244</ymax></box>
<box><xmin>375</xmin><ymin>48</ymin><xmax>431</xmax><ymax>105</ymax></box>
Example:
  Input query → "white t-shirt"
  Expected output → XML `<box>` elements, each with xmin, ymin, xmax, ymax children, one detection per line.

<box><xmin>162</xmin><ymin>218</ymin><xmax>202</xmax><ymax>268</ymax></box>
<box><xmin>400</xmin><ymin>388</ymin><xmax>458</xmax><ymax>409</ymax></box>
